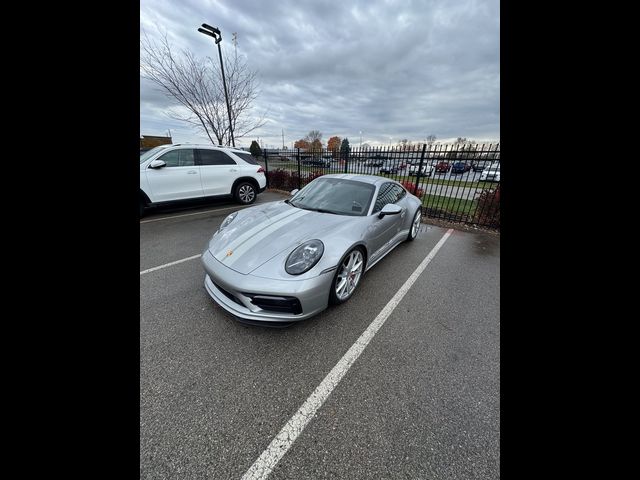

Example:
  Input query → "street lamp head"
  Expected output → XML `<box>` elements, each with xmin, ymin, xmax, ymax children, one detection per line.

<box><xmin>198</xmin><ymin>28</ymin><xmax>216</xmax><ymax>38</ymax></box>
<box><xmin>199</xmin><ymin>24</ymin><xmax>222</xmax><ymax>43</ymax></box>
<box><xmin>201</xmin><ymin>24</ymin><xmax>221</xmax><ymax>36</ymax></box>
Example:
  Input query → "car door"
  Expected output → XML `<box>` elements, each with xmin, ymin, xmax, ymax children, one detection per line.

<box><xmin>145</xmin><ymin>148</ymin><xmax>202</xmax><ymax>202</ymax></box>
<box><xmin>367</xmin><ymin>183</ymin><xmax>407</xmax><ymax>261</ymax></box>
<box><xmin>196</xmin><ymin>149</ymin><xmax>240</xmax><ymax>196</ymax></box>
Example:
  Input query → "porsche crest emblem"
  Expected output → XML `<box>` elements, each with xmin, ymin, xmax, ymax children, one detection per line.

<box><xmin>226</xmin><ymin>249</ymin><xmax>233</xmax><ymax>257</ymax></box>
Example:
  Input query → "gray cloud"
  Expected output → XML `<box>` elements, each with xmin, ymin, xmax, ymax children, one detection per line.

<box><xmin>140</xmin><ymin>0</ymin><xmax>499</xmax><ymax>147</ymax></box>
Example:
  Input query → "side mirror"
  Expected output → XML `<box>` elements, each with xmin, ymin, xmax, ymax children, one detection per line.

<box><xmin>290</xmin><ymin>189</ymin><xmax>299</xmax><ymax>196</ymax></box>
<box><xmin>378</xmin><ymin>204</ymin><xmax>402</xmax><ymax>218</ymax></box>
<box><xmin>149</xmin><ymin>159</ymin><xmax>166</xmax><ymax>169</ymax></box>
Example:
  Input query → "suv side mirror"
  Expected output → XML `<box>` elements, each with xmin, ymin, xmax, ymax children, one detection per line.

<box><xmin>378</xmin><ymin>203</ymin><xmax>402</xmax><ymax>218</ymax></box>
<box><xmin>290</xmin><ymin>189</ymin><xmax>299</xmax><ymax>196</ymax></box>
<box><xmin>149</xmin><ymin>159</ymin><xmax>166</xmax><ymax>169</ymax></box>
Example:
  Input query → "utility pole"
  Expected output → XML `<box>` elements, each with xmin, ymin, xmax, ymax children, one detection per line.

<box><xmin>282</xmin><ymin>129</ymin><xmax>285</xmax><ymax>149</ymax></box>
<box><xmin>232</xmin><ymin>32</ymin><xmax>238</xmax><ymax>61</ymax></box>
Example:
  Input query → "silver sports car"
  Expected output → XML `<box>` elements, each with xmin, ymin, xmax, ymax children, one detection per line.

<box><xmin>202</xmin><ymin>174</ymin><xmax>423</xmax><ymax>323</ymax></box>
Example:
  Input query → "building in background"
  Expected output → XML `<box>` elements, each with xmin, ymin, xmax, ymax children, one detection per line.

<box><xmin>140</xmin><ymin>135</ymin><xmax>172</xmax><ymax>149</ymax></box>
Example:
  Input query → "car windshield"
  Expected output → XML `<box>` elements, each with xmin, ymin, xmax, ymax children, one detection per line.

<box><xmin>289</xmin><ymin>177</ymin><xmax>375</xmax><ymax>216</ymax></box>
<box><xmin>140</xmin><ymin>146</ymin><xmax>165</xmax><ymax>164</ymax></box>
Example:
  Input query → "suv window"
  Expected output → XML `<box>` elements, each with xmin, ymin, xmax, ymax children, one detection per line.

<box><xmin>197</xmin><ymin>149</ymin><xmax>237</xmax><ymax>166</ymax></box>
<box><xmin>373</xmin><ymin>183</ymin><xmax>404</xmax><ymax>213</ymax></box>
<box><xmin>233</xmin><ymin>152</ymin><xmax>260</xmax><ymax>165</ymax></box>
<box><xmin>157</xmin><ymin>149</ymin><xmax>195</xmax><ymax>167</ymax></box>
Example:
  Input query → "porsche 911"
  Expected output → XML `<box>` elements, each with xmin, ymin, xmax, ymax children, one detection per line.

<box><xmin>202</xmin><ymin>174</ymin><xmax>423</xmax><ymax>324</ymax></box>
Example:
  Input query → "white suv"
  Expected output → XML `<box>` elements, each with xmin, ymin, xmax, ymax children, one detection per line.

<box><xmin>479</xmin><ymin>162</ymin><xmax>500</xmax><ymax>182</ymax></box>
<box><xmin>139</xmin><ymin>144</ymin><xmax>267</xmax><ymax>217</ymax></box>
<box><xmin>408</xmin><ymin>163</ymin><xmax>435</xmax><ymax>177</ymax></box>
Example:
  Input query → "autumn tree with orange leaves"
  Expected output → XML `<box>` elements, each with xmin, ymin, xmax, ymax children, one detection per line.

<box><xmin>295</xmin><ymin>131</ymin><xmax>324</xmax><ymax>156</ymax></box>
<box><xmin>309</xmin><ymin>139</ymin><xmax>323</xmax><ymax>156</ymax></box>
<box><xmin>327</xmin><ymin>136</ymin><xmax>341</xmax><ymax>158</ymax></box>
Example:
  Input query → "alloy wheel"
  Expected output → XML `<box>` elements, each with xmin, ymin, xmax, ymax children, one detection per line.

<box><xmin>335</xmin><ymin>250</ymin><xmax>364</xmax><ymax>301</ymax></box>
<box><xmin>239</xmin><ymin>185</ymin><xmax>255</xmax><ymax>203</ymax></box>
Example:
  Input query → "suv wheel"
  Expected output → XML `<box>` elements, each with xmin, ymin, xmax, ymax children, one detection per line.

<box><xmin>235</xmin><ymin>182</ymin><xmax>257</xmax><ymax>205</ymax></box>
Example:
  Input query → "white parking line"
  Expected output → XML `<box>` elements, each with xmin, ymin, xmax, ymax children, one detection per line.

<box><xmin>139</xmin><ymin>205</ymin><xmax>246</xmax><ymax>224</ymax></box>
<box><xmin>140</xmin><ymin>254</ymin><xmax>202</xmax><ymax>275</ymax></box>
<box><xmin>240</xmin><ymin>228</ymin><xmax>454</xmax><ymax>480</ymax></box>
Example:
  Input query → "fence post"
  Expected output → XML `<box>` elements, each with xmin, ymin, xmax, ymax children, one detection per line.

<box><xmin>297</xmin><ymin>148</ymin><xmax>301</xmax><ymax>190</ymax></box>
<box><xmin>414</xmin><ymin>143</ymin><xmax>426</xmax><ymax>196</ymax></box>
<box><xmin>263</xmin><ymin>148</ymin><xmax>269</xmax><ymax>189</ymax></box>
<box><xmin>344</xmin><ymin>148</ymin><xmax>348</xmax><ymax>174</ymax></box>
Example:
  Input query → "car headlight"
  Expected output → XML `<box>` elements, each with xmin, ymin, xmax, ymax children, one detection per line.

<box><xmin>218</xmin><ymin>212</ymin><xmax>238</xmax><ymax>232</ymax></box>
<box><xmin>285</xmin><ymin>240</ymin><xmax>324</xmax><ymax>275</ymax></box>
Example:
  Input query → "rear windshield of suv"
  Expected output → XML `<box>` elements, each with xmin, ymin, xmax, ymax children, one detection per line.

<box><xmin>233</xmin><ymin>152</ymin><xmax>260</xmax><ymax>165</ymax></box>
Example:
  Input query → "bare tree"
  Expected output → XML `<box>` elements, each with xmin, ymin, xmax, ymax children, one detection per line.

<box><xmin>304</xmin><ymin>130</ymin><xmax>323</xmax><ymax>143</ymax></box>
<box><xmin>140</xmin><ymin>31</ymin><xmax>266</xmax><ymax>146</ymax></box>
<box><xmin>426</xmin><ymin>134</ymin><xmax>436</xmax><ymax>144</ymax></box>
<box><xmin>397</xmin><ymin>138</ymin><xmax>412</xmax><ymax>150</ymax></box>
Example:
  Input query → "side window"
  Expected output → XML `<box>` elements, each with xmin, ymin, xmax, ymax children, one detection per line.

<box><xmin>179</xmin><ymin>149</ymin><xmax>195</xmax><ymax>166</ymax></box>
<box><xmin>197</xmin><ymin>149</ymin><xmax>237</xmax><ymax>166</ymax></box>
<box><xmin>233</xmin><ymin>152</ymin><xmax>260</xmax><ymax>165</ymax></box>
<box><xmin>373</xmin><ymin>183</ymin><xmax>396</xmax><ymax>213</ymax></box>
<box><xmin>156</xmin><ymin>149</ymin><xmax>194</xmax><ymax>167</ymax></box>
<box><xmin>373</xmin><ymin>184</ymin><xmax>405</xmax><ymax>213</ymax></box>
<box><xmin>157</xmin><ymin>150</ymin><xmax>180</xmax><ymax>167</ymax></box>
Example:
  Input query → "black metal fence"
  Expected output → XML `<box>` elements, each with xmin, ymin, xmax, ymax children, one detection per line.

<box><xmin>259</xmin><ymin>144</ymin><xmax>500</xmax><ymax>230</ymax></box>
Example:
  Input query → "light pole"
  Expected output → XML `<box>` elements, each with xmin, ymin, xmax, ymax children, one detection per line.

<box><xmin>198</xmin><ymin>23</ymin><xmax>235</xmax><ymax>147</ymax></box>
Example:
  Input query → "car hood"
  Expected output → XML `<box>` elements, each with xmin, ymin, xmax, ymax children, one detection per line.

<box><xmin>208</xmin><ymin>201</ymin><xmax>354</xmax><ymax>275</ymax></box>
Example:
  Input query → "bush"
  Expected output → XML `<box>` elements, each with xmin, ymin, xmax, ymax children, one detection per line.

<box><xmin>400</xmin><ymin>180</ymin><xmax>424</xmax><ymax>197</ymax></box>
<box><xmin>474</xmin><ymin>185</ymin><xmax>500</xmax><ymax>228</ymax></box>
<box><xmin>266</xmin><ymin>169</ymin><xmax>298</xmax><ymax>190</ymax></box>
<box><xmin>266</xmin><ymin>169</ymin><xmax>325</xmax><ymax>191</ymax></box>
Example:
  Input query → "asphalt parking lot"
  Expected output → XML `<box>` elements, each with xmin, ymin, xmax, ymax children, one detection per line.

<box><xmin>140</xmin><ymin>191</ymin><xmax>500</xmax><ymax>479</ymax></box>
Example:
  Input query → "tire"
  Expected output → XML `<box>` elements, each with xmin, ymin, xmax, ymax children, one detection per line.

<box><xmin>329</xmin><ymin>247</ymin><xmax>366</xmax><ymax>305</ymax></box>
<box><xmin>407</xmin><ymin>208</ymin><xmax>422</xmax><ymax>241</ymax></box>
<box><xmin>234</xmin><ymin>182</ymin><xmax>257</xmax><ymax>205</ymax></box>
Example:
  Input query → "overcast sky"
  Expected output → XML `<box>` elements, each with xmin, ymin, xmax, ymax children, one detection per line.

<box><xmin>140</xmin><ymin>0</ymin><xmax>499</xmax><ymax>148</ymax></box>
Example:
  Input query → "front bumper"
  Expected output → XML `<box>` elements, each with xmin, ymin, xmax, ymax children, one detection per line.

<box><xmin>202</xmin><ymin>250</ymin><xmax>335</xmax><ymax>322</ymax></box>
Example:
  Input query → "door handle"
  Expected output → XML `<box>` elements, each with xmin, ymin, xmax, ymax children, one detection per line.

<box><xmin>229</xmin><ymin>169</ymin><xmax>238</xmax><ymax>172</ymax></box>
<box><xmin>187</xmin><ymin>170</ymin><xmax>197</xmax><ymax>174</ymax></box>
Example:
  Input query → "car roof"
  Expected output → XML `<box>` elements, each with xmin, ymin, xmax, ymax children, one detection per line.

<box><xmin>318</xmin><ymin>174</ymin><xmax>396</xmax><ymax>187</ymax></box>
<box><xmin>152</xmin><ymin>144</ymin><xmax>249</xmax><ymax>155</ymax></box>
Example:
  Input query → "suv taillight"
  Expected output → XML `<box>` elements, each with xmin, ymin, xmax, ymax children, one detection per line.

<box><xmin>257</xmin><ymin>167</ymin><xmax>265</xmax><ymax>173</ymax></box>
